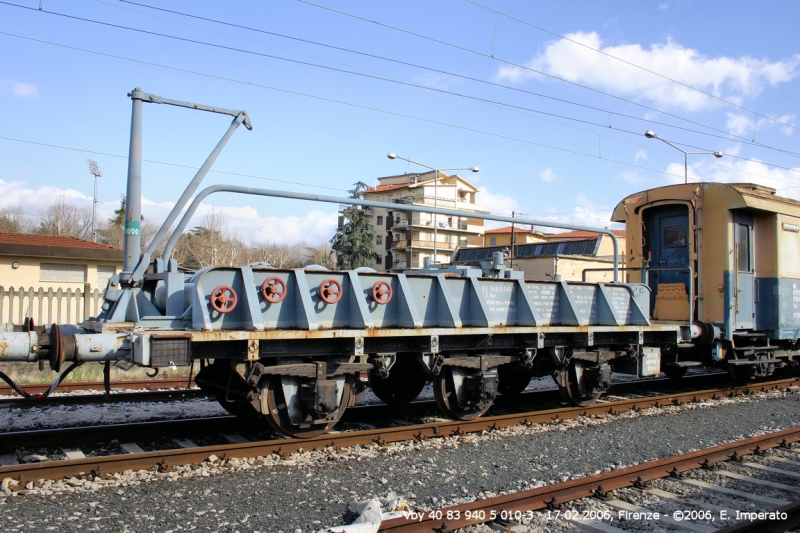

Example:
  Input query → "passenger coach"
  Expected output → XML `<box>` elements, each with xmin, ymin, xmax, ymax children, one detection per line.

<box><xmin>613</xmin><ymin>182</ymin><xmax>800</xmax><ymax>382</ymax></box>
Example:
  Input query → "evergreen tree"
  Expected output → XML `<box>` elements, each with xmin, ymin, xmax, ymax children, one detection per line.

<box><xmin>330</xmin><ymin>182</ymin><xmax>375</xmax><ymax>269</ymax></box>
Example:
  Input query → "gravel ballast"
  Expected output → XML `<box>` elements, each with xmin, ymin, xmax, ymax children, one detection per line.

<box><xmin>0</xmin><ymin>389</ymin><xmax>798</xmax><ymax>532</ymax></box>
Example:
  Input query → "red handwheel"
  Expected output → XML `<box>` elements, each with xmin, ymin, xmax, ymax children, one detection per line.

<box><xmin>371</xmin><ymin>280</ymin><xmax>393</xmax><ymax>304</ymax></box>
<box><xmin>210</xmin><ymin>285</ymin><xmax>238</xmax><ymax>313</ymax></box>
<box><xmin>319</xmin><ymin>278</ymin><xmax>342</xmax><ymax>304</ymax></box>
<box><xmin>261</xmin><ymin>277</ymin><xmax>286</xmax><ymax>303</ymax></box>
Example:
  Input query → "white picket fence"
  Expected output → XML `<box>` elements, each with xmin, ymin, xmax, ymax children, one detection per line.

<box><xmin>0</xmin><ymin>286</ymin><xmax>104</xmax><ymax>325</ymax></box>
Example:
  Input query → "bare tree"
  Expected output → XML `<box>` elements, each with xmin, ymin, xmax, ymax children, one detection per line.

<box><xmin>0</xmin><ymin>205</ymin><xmax>31</xmax><ymax>233</ymax></box>
<box><xmin>37</xmin><ymin>198</ymin><xmax>92</xmax><ymax>239</ymax></box>
<box><xmin>302</xmin><ymin>241</ymin><xmax>336</xmax><ymax>269</ymax></box>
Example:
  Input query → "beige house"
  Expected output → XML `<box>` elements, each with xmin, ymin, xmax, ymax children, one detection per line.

<box><xmin>452</xmin><ymin>229</ymin><xmax>627</xmax><ymax>282</ymax></box>
<box><xmin>361</xmin><ymin>171</ymin><xmax>486</xmax><ymax>271</ymax></box>
<box><xmin>0</xmin><ymin>233</ymin><xmax>123</xmax><ymax>291</ymax></box>
<box><xmin>483</xmin><ymin>226</ymin><xmax>548</xmax><ymax>246</ymax></box>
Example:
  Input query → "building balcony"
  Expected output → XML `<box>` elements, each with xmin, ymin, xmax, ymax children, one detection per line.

<box><xmin>390</xmin><ymin>239</ymin><xmax>456</xmax><ymax>251</ymax></box>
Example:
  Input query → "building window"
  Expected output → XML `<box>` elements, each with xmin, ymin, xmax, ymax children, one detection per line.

<box><xmin>376</xmin><ymin>235</ymin><xmax>383</xmax><ymax>245</ymax></box>
<box><xmin>377</xmin><ymin>215</ymin><xmax>384</xmax><ymax>225</ymax></box>
<box><xmin>376</xmin><ymin>255</ymin><xmax>382</xmax><ymax>265</ymax></box>
<box><xmin>40</xmin><ymin>263</ymin><xmax>86</xmax><ymax>283</ymax></box>
<box><xmin>96</xmin><ymin>266</ymin><xmax>116</xmax><ymax>288</ymax></box>
<box><xmin>490</xmin><ymin>237</ymin><xmax>497</xmax><ymax>246</ymax></box>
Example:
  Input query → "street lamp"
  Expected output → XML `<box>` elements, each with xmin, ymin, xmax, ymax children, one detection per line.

<box><xmin>644</xmin><ymin>131</ymin><xmax>722</xmax><ymax>184</ymax></box>
<box><xmin>387</xmin><ymin>153</ymin><xmax>479</xmax><ymax>264</ymax></box>
<box><xmin>87</xmin><ymin>159</ymin><xmax>103</xmax><ymax>242</ymax></box>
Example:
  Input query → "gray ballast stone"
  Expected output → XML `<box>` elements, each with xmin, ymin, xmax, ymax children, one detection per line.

<box><xmin>0</xmin><ymin>390</ymin><xmax>798</xmax><ymax>532</ymax></box>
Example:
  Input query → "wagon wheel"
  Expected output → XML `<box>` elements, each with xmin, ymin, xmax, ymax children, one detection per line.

<box><xmin>261</xmin><ymin>375</ymin><xmax>353</xmax><ymax>438</ymax></box>
<box><xmin>663</xmin><ymin>366</ymin><xmax>687</xmax><ymax>381</ymax></box>
<box><xmin>368</xmin><ymin>355</ymin><xmax>426</xmax><ymax>406</ymax></box>
<box><xmin>497</xmin><ymin>365</ymin><xmax>533</xmax><ymax>396</ymax></box>
<box><xmin>433</xmin><ymin>366</ymin><xmax>494</xmax><ymax>421</ymax></box>
<box><xmin>555</xmin><ymin>359</ymin><xmax>603</xmax><ymax>407</ymax></box>
<box><xmin>195</xmin><ymin>359</ymin><xmax>259</xmax><ymax>418</ymax></box>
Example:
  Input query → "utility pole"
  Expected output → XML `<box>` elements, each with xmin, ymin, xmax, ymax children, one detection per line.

<box><xmin>510</xmin><ymin>211</ymin><xmax>515</xmax><ymax>268</ymax></box>
<box><xmin>87</xmin><ymin>159</ymin><xmax>103</xmax><ymax>242</ymax></box>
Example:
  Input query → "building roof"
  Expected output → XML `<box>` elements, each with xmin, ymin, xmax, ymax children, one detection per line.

<box><xmin>0</xmin><ymin>233</ymin><xmax>123</xmax><ymax>261</ymax></box>
<box><xmin>363</xmin><ymin>183</ymin><xmax>413</xmax><ymax>194</ymax></box>
<box><xmin>453</xmin><ymin>238</ymin><xmax>603</xmax><ymax>262</ymax></box>
<box><xmin>0</xmin><ymin>233</ymin><xmax>121</xmax><ymax>250</ymax></box>
<box><xmin>485</xmin><ymin>226</ymin><xmax>540</xmax><ymax>235</ymax></box>
<box><xmin>545</xmin><ymin>229</ymin><xmax>625</xmax><ymax>240</ymax></box>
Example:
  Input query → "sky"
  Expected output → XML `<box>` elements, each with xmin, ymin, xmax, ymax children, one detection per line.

<box><xmin>1</xmin><ymin>0</ymin><xmax>799</xmax><ymax>246</ymax></box>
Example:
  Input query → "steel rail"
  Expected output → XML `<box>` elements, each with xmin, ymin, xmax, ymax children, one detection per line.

<box><xmin>0</xmin><ymin>372</ymin><xmax>732</xmax><ymax>447</ymax></box>
<box><xmin>0</xmin><ymin>378</ymin><xmax>192</xmax><ymax>396</ymax></box>
<box><xmin>0</xmin><ymin>377</ymin><xmax>794</xmax><ymax>485</ymax></box>
<box><xmin>378</xmin><ymin>426</ymin><xmax>800</xmax><ymax>532</ymax></box>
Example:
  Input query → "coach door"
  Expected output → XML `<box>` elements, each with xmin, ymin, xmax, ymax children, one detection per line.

<box><xmin>733</xmin><ymin>212</ymin><xmax>755</xmax><ymax>329</ymax></box>
<box><xmin>644</xmin><ymin>204</ymin><xmax>691</xmax><ymax>317</ymax></box>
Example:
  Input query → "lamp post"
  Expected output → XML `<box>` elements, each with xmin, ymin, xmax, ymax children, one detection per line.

<box><xmin>387</xmin><ymin>153</ymin><xmax>479</xmax><ymax>265</ymax></box>
<box><xmin>87</xmin><ymin>159</ymin><xmax>103</xmax><ymax>242</ymax></box>
<box><xmin>644</xmin><ymin>131</ymin><xmax>722</xmax><ymax>184</ymax></box>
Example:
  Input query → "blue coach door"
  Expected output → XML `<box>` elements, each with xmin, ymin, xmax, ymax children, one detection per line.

<box><xmin>733</xmin><ymin>212</ymin><xmax>755</xmax><ymax>330</ymax></box>
<box><xmin>644</xmin><ymin>204</ymin><xmax>691</xmax><ymax>313</ymax></box>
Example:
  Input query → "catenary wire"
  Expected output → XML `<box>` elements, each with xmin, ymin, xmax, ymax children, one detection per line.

<box><xmin>0</xmin><ymin>135</ymin><xmax>349</xmax><ymax>193</ymax></box>
<box><xmin>297</xmin><ymin>0</ymin><xmax>800</xmax><ymax>156</ymax></box>
<box><xmin>464</xmin><ymin>0</ymin><xmax>799</xmax><ymax>133</ymax></box>
<box><xmin>5</xmin><ymin>2</ymin><xmax>800</xmax><ymax>181</ymax></box>
<box><xmin>115</xmin><ymin>0</ymin><xmax>800</xmax><ymax>159</ymax></box>
<box><xmin>4</xmin><ymin>30</ymin><xmax>798</xmax><ymax>190</ymax></box>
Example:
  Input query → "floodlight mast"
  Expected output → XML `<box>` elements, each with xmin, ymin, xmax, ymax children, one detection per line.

<box><xmin>87</xmin><ymin>159</ymin><xmax>102</xmax><ymax>242</ymax></box>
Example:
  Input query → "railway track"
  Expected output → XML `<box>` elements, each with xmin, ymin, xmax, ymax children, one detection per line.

<box><xmin>0</xmin><ymin>372</ymin><xmax>745</xmax><ymax>448</ymax></box>
<box><xmin>377</xmin><ymin>426</ymin><xmax>800</xmax><ymax>532</ymax></box>
<box><xmin>0</xmin><ymin>377</ymin><xmax>795</xmax><ymax>487</ymax></box>
<box><xmin>0</xmin><ymin>378</ymin><xmax>202</xmax><ymax>406</ymax></box>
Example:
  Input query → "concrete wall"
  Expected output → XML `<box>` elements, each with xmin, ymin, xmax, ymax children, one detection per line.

<box><xmin>0</xmin><ymin>255</ymin><xmax>121</xmax><ymax>291</ymax></box>
<box><xmin>509</xmin><ymin>256</ymin><xmax>619</xmax><ymax>282</ymax></box>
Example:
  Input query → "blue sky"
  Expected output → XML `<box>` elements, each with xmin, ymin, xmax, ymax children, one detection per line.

<box><xmin>1</xmin><ymin>0</ymin><xmax>798</xmax><ymax>245</ymax></box>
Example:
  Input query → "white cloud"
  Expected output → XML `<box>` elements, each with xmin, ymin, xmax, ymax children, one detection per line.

<box><xmin>657</xmin><ymin>157</ymin><xmax>800</xmax><ymax>200</ymax></box>
<box><xmin>0</xmin><ymin>79</ymin><xmax>38</xmax><ymax>98</ymax></box>
<box><xmin>495</xmin><ymin>32</ymin><xmax>800</xmax><ymax>112</ymax></box>
<box><xmin>634</xmin><ymin>150</ymin><xmax>647</xmax><ymax>161</ymax></box>
<box><xmin>0</xmin><ymin>179</ymin><xmax>338</xmax><ymax>245</ymax></box>
<box><xmin>658</xmin><ymin>2</ymin><xmax>671</xmax><ymax>10</ymax></box>
<box><xmin>0</xmin><ymin>179</ymin><xmax>91</xmax><ymax>212</ymax></box>
<box><xmin>477</xmin><ymin>186</ymin><xmax>519</xmax><ymax>229</ymax></box>
<box><xmin>539</xmin><ymin>167</ymin><xmax>558</xmax><ymax>182</ymax></box>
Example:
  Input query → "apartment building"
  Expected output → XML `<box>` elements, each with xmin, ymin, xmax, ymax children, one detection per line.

<box><xmin>362</xmin><ymin>171</ymin><xmax>485</xmax><ymax>271</ymax></box>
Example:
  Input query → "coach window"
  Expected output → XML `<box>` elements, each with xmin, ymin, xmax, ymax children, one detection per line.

<box><xmin>736</xmin><ymin>223</ymin><xmax>751</xmax><ymax>272</ymax></box>
<box><xmin>663</xmin><ymin>226</ymin><xmax>686</xmax><ymax>248</ymax></box>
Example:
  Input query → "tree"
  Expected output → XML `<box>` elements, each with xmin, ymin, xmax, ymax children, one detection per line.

<box><xmin>0</xmin><ymin>205</ymin><xmax>30</xmax><ymax>233</ymax></box>
<box><xmin>330</xmin><ymin>181</ymin><xmax>375</xmax><ymax>270</ymax></box>
<box><xmin>37</xmin><ymin>197</ymin><xmax>92</xmax><ymax>239</ymax></box>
